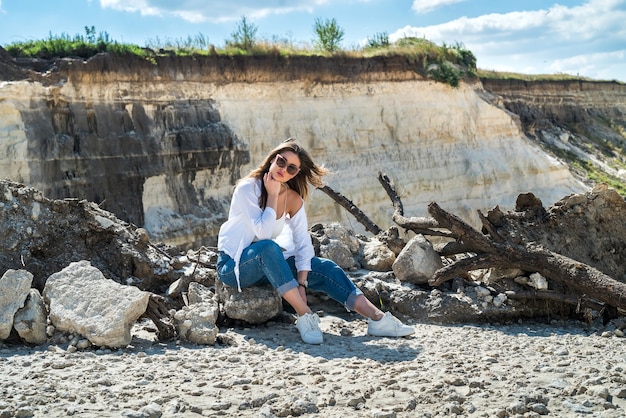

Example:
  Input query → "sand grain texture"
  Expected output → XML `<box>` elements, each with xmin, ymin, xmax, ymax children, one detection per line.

<box><xmin>1</xmin><ymin>302</ymin><xmax>625</xmax><ymax>418</ymax></box>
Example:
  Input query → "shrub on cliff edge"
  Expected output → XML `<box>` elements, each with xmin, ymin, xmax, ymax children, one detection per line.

<box><xmin>225</xmin><ymin>16</ymin><xmax>258</xmax><ymax>52</ymax></box>
<box><xmin>5</xmin><ymin>26</ymin><xmax>149</xmax><ymax>60</ymax></box>
<box><xmin>3</xmin><ymin>24</ymin><xmax>477</xmax><ymax>87</ymax></box>
<box><xmin>313</xmin><ymin>17</ymin><xmax>345</xmax><ymax>53</ymax></box>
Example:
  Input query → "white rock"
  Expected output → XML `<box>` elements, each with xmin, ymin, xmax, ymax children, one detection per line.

<box><xmin>43</xmin><ymin>260</ymin><xmax>150</xmax><ymax>348</ymax></box>
<box><xmin>392</xmin><ymin>234</ymin><xmax>442</xmax><ymax>284</ymax></box>
<box><xmin>319</xmin><ymin>240</ymin><xmax>356</xmax><ymax>269</ymax></box>
<box><xmin>360</xmin><ymin>239</ymin><xmax>396</xmax><ymax>272</ymax></box>
<box><xmin>475</xmin><ymin>286</ymin><xmax>491</xmax><ymax>298</ymax></box>
<box><xmin>0</xmin><ymin>269</ymin><xmax>33</xmax><ymax>339</ymax></box>
<box><xmin>588</xmin><ymin>385</ymin><xmax>610</xmax><ymax>400</ymax></box>
<box><xmin>493</xmin><ymin>293</ymin><xmax>507</xmax><ymax>308</ymax></box>
<box><xmin>13</xmin><ymin>289</ymin><xmax>48</xmax><ymax>344</ymax></box>
<box><xmin>529</xmin><ymin>272</ymin><xmax>549</xmax><ymax>290</ymax></box>
<box><xmin>216</xmin><ymin>280</ymin><xmax>282</xmax><ymax>324</ymax></box>
<box><xmin>187</xmin><ymin>281</ymin><xmax>215</xmax><ymax>305</ymax></box>
<box><xmin>174</xmin><ymin>303</ymin><xmax>219</xmax><ymax>345</ymax></box>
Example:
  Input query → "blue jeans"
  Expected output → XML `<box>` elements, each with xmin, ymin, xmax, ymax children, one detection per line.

<box><xmin>217</xmin><ymin>240</ymin><xmax>363</xmax><ymax>311</ymax></box>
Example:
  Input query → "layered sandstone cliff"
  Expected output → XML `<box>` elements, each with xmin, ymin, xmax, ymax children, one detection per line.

<box><xmin>481</xmin><ymin>78</ymin><xmax>626</xmax><ymax>181</ymax></box>
<box><xmin>1</xmin><ymin>53</ymin><xmax>604</xmax><ymax>248</ymax></box>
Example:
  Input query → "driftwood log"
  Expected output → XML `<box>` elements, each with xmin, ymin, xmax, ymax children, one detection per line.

<box><xmin>317</xmin><ymin>185</ymin><xmax>382</xmax><ymax>235</ymax></box>
<box><xmin>141</xmin><ymin>294</ymin><xmax>176</xmax><ymax>341</ymax></box>
<box><xmin>376</xmin><ymin>172</ymin><xmax>626</xmax><ymax>313</ymax></box>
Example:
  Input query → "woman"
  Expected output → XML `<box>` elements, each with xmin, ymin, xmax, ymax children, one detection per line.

<box><xmin>217</xmin><ymin>138</ymin><xmax>414</xmax><ymax>344</ymax></box>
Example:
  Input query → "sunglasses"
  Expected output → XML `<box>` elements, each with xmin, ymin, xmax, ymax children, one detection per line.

<box><xmin>275</xmin><ymin>154</ymin><xmax>300</xmax><ymax>175</ymax></box>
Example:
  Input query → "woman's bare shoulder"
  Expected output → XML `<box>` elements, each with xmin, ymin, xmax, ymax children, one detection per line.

<box><xmin>286</xmin><ymin>188</ymin><xmax>304</xmax><ymax>216</ymax></box>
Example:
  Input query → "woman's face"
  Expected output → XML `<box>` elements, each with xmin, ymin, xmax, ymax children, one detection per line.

<box><xmin>270</xmin><ymin>150</ymin><xmax>301</xmax><ymax>182</ymax></box>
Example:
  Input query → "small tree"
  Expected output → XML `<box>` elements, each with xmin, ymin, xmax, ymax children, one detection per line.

<box><xmin>313</xmin><ymin>17</ymin><xmax>344</xmax><ymax>53</ymax></box>
<box><xmin>228</xmin><ymin>16</ymin><xmax>258</xmax><ymax>50</ymax></box>
<box><xmin>84</xmin><ymin>26</ymin><xmax>96</xmax><ymax>44</ymax></box>
<box><xmin>366</xmin><ymin>32</ymin><xmax>390</xmax><ymax>49</ymax></box>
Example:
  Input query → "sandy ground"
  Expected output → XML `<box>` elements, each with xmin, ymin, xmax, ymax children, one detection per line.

<box><xmin>1</xmin><ymin>302</ymin><xmax>625</xmax><ymax>418</ymax></box>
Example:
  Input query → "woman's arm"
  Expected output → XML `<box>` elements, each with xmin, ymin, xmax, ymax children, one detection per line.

<box><xmin>234</xmin><ymin>179</ymin><xmax>278</xmax><ymax>240</ymax></box>
<box><xmin>262</xmin><ymin>172</ymin><xmax>281</xmax><ymax>215</ymax></box>
<box><xmin>287</xmin><ymin>194</ymin><xmax>315</xmax><ymax>274</ymax></box>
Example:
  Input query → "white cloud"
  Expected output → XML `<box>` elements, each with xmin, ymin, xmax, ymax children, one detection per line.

<box><xmin>395</xmin><ymin>0</ymin><xmax>626</xmax><ymax>45</ymax></box>
<box><xmin>99</xmin><ymin>0</ymin><xmax>325</xmax><ymax>23</ymax></box>
<box><xmin>412</xmin><ymin>0</ymin><xmax>467</xmax><ymax>14</ymax></box>
<box><xmin>550</xmin><ymin>49</ymin><xmax>626</xmax><ymax>81</ymax></box>
<box><xmin>478</xmin><ymin>48</ymin><xmax>626</xmax><ymax>81</ymax></box>
<box><xmin>100</xmin><ymin>0</ymin><xmax>162</xmax><ymax>17</ymax></box>
<box><xmin>391</xmin><ymin>0</ymin><xmax>626</xmax><ymax>80</ymax></box>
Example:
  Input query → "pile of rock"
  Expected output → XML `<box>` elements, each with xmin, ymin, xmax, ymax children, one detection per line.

<box><xmin>0</xmin><ymin>269</ymin><xmax>46</xmax><ymax>344</ymax></box>
<box><xmin>1</xmin><ymin>178</ymin><xmax>625</xmax><ymax>350</ymax></box>
<box><xmin>1</xmin><ymin>261</ymin><xmax>148</xmax><ymax>347</ymax></box>
<box><xmin>0</xmin><ymin>258</ymin><xmax>220</xmax><ymax>348</ymax></box>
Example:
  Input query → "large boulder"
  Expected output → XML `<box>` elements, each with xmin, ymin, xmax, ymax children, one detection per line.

<box><xmin>173</xmin><ymin>282</ymin><xmax>219</xmax><ymax>345</ymax></box>
<box><xmin>311</xmin><ymin>223</ymin><xmax>360</xmax><ymax>269</ymax></box>
<box><xmin>216</xmin><ymin>280</ymin><xmax>282</xmax><ymax>324</ymax></box>
<box><xmin>359</xmin><ymin>238</ymin><xmax>396</xmax><ymax>271</ymax></box>
<box><xmin>187</xmin><ymin>281</ymin><xmax>216</xmax><ymax>305</ymax></box>
<box><xmin>43</xmin><ymin>260</ymin><xmax>150</xmax><ymax>348</ymax></box>
<box><xmin>14</xmin><ymin>289</ymin><xmax>48</xmax><ymax>344</ymax></box>
<box><xmin>0</xmin><ymin>269</ymin><xmax>33</xmax><ymax>339</ymax></box>
<box><xmin>174</xmin><ymin>305</ymin><xmax>219</xmax><ymax>345</ymax></box>
<box><xmin>392</xmin><ymin>234</ymin><xmax>443</xmax><ymax>284</ymax></box>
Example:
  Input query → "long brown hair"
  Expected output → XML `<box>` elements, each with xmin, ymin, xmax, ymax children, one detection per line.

<box><xmin>246</xmin><ymin>138</ymin><xmax>329</xmax><ymax>209</ymax></box>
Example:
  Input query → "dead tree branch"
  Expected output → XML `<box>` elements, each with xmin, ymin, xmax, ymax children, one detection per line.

<box><xmin>317</xmin><ymin>184</ymin><xmax>382</xmax><ymax>235</ymax></box>
<box><xmin>506</xmin><ymin>290</ymin><xmax>606</xmax><ymax>312</ymax></box>
<box><xmin>141</xmin><ymin>294</ymin><xmax>176</xmax><ymax>341</ymax></box>
<box><xmin>478</xmin><ymin>210</ymin><xmax>505</xmax><ymax>243</ymax></box>
<box><xmin>376</xmin><ymin>172</ymin><xmax>626</xmax><ymax>313</ymax></box>
<box><xmin>427</xmin><ymin>202</ymin><xmax>626</xmax><ymax>311</ymax></box>
<box><xmin>377</xmin><ymin>172</ymin><xmax>450</xmax><ymax>237</ymax></box>
<box><xmin>377</xmin><ymin>172</ymin><xmax>404</xmax><ymax>216</ymax></box>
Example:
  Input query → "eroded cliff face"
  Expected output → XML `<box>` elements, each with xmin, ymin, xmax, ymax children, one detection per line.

<box><xmin>481</xmin><ymin>78</ymin><xmax>626</xmax><ymax>181</ymax></box>
<box><xmin>480</xmin><ymin>79</ymin><xmax>626</xmax><ymax>126</ymax></box>
<box><xmin>0</xmin><ymin>53</ymin><xmax>598</xmax><ymax>248</ymax></box>
<box><xmin>211</xmin><ymin>79</ymin><xmax>585</xmax><ymax>227</ymax></box>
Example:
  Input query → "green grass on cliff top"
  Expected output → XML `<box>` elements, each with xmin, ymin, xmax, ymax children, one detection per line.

<box><xmin>4</xmin><ymin>30</ymin><xmax>479</xmax><ymax>87</ymax></box>
<box><xmin>4</xmin><ymin>29</ymin><xmax>468</xmax><ymax>63</ymax></box>
<box><xmin>6</xmin><ymin>25</ymin><xmax>624</xmax><ymax>85</ymax></box>
<box><xmin>477</xmin><ymin>69</ymin><xmax>600</xmax><ymax>83</ymax></box>
<box><xmin>6</xmin><ymin>27</ymin><xmax>621</xmax><ymax>85</ymax></box>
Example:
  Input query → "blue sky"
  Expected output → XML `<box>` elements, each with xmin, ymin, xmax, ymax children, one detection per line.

<box><xmin>1</xmin><ymin>0</ymin><xmax>624</xmax><ymax>82</ymax></box>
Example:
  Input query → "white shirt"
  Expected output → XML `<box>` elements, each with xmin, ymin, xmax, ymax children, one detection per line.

<box><xmin>217</xmin><ymin>177</ymin><xmax>315</xmax><ymax>290</ymax></box>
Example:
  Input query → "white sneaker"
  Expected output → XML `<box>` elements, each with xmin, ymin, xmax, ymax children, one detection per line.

<box><xmin>367</xmin><ymin>312</ymin><xmax>415</xmax><ymax>337</ymax></box>
<box><xmin>296</xmin><ymin>312</ymin><xmax>323</xmax><ymax>344</ymax></box>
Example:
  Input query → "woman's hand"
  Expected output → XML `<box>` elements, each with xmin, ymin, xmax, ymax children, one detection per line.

<box><xmin>263</xmin><ymin>172</ymin><xmax>282</xmax><ymax>197</ymax></box>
